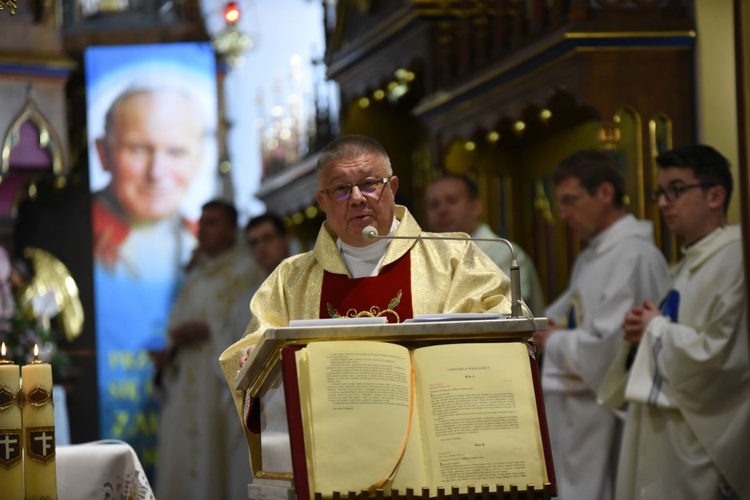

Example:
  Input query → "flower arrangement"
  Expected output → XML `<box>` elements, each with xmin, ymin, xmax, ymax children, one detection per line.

<box><xmin>0</xmin><ymin>247</ymin><xmax>70</xmax><ymax>380</ymax></box>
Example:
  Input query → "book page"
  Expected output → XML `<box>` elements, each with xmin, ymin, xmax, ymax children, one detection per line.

<box><xmin>412</xmin><ymin>343</ymin><xmax>547</xmax><ymax>492</ymax></box>
<box><xmin>298</xmin><ymin>341</ymin><xmax>414</xmax><ymax>496</ymax></box>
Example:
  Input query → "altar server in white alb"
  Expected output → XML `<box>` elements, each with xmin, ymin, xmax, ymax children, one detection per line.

<box><xmin>156</xmin><ymin>200</ymin><xmax>265</xmax><ymax>500</ymax></box>
<box><xmin>535</xmin><ymin>150</ymin><xmax>669</xmax><ymax>500</ymax></box>
<box><xmin>613</xmin><ymin>145</ymin><xmax>750</xmax><ymax>499</ymax></box>
<box><xmin>426</xmin><ymin>174</ymin><xmax>546</xmax><ymax>315</ymax></box>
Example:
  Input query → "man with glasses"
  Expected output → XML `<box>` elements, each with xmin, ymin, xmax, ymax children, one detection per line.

<box><xmin>535</xmin><ymin>150</ymin><xmax>668</xmax><ymax>500</ymax></box>
<box><xmin>611</xmin><ymin>145</ymin><xmax>749</xmax><ymax>499</ymax></box>
<box><xmin>219</xmin><ymin>135</ymin><xmax>512</xmax><ymax>452</ymax></box>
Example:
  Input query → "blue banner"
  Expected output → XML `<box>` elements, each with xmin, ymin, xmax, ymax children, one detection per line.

<box><xmin>85</xmin><ymin>43</ymin><xmax>218</xmax><ymax>478</ymax></box>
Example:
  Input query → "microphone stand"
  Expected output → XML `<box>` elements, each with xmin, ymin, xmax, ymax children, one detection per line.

<box><xmin>363</xmin><ymin>228</ymin><xmax>524</xmax><ymax>318</ymax></box>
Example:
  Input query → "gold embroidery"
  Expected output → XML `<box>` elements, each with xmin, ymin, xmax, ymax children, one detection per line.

<box><xmin>0</xmin><ymin>0</ymin><xmax>18</xmax><ymax>15</ymax></box>
<box><xmin>327</xmin><ymin>289</ymin><xmax>402</xmax><ymax>323</ymax></box>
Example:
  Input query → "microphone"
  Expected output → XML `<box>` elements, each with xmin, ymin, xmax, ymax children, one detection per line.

<box><xmin>362</xmin><ymin>225</ymin><xmax>524</xmax><ymax>317</ymax></box>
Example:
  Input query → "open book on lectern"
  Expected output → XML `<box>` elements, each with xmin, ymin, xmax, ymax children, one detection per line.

<box><xmin>233</xmin><ymin>316</ymin><xmax>555</xmax><ymax>499</ymax></box>
<box><xmin>285</xmin><ymin>340</ymin><xmax>556</xmax><ymax>499</ymax></box>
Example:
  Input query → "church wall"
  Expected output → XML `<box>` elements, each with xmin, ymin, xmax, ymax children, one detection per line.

<box><xmin>694</xmin><ymin>0</ymin><xmax>740</xmax><ymax>225</ymax></box>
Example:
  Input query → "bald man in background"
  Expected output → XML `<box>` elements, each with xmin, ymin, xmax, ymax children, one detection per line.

<box><xmin>427</xmin><ymin>174</ymin><xmax>545</xmax><ymax>315</ymax></box>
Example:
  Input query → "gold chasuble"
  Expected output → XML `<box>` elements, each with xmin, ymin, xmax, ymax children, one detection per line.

<box><xmin>219</xmin><ymin>206</ymin><xmax>511</xmax><ymax>465</ymax></box>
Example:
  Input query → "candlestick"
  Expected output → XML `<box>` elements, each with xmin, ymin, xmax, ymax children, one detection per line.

<box><xmin>22</xmin><ymin>344</ymin><xmax>57</xmax><ymax>500</ymax></box>
<box><xmin>0</xmin><ymin>342</ymin><xmax>24</xmax><ymax>500</ymax></box>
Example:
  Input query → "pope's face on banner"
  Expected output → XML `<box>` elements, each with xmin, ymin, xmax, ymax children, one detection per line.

<box><xmin>316</xmin><ymin>153</ymin><xmax>399</xmax><ymax>247</ymax></box>
<box><xmin>96</xmin><ymin>90</ymin><xmax>205</xmax><ymax>223</ymax></box>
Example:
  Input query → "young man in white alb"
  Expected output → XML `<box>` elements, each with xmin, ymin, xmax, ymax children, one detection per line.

<box><xmin>615</xmin><ymin>145</ymin><xmax>750</xmax><ymax>499</ymax></box>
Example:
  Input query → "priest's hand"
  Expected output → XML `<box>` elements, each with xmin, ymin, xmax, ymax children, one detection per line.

<box><xmin>534</xmin><ymin>318</ymin><xmax>560</xmax><ymax>353</ymax></box>
<box><xmin>239</xmin><ymin>346</ymin><xmax>255</xmax><ymax>368</ymax></box>
<box><xmin>622</xmin><ymin>299</ymin><xmax>660</xmax><ymax>345</ymax></box>
<box><xmin>170</xmin><ymin>320</ymin><xmax>210</xmax><ymax>348</ymax></box>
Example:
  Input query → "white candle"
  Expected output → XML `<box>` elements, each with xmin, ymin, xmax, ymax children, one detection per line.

<box><xmin>22</xmin><ymin>344</ymin><xmax>57</xmax><ymax>500</ymax></box>
<box><xmin>0</xmin><ymin>342</ymin><xmax>23</xmax><ymax>500</ymax></box>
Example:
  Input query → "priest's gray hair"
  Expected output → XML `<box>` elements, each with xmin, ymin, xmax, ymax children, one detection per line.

<box><xmin>316</xmin><ymin>134</ymin><xmax>393</xmax><ymax>180</ymax></box>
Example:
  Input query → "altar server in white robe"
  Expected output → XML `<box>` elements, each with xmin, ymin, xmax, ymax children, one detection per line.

<box><xmin>426</xmin><ymin>174</ymin><xmax>546</xmax><ymax>315</ymax></box>
<box><xmin>613</xmin><ymin>145</ymin><xmax>750</xmax><ymax>499</ymax></box>
<box><xmin>156</xmin><ymin>199</ymin><xmax>265</xmax><ymax>500</ymax></box>
<box><xmin>536</xmin><ymin>150</ymin><xmax>669</xmax><ymax>500</ymax></box>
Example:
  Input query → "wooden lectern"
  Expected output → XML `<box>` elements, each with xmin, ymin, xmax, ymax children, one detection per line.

<box><xmin>235</xmin><ymin>315</ymin><xmax>557</xmax><ymax>500</ymax></box>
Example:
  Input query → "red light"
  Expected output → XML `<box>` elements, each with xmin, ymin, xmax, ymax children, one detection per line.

<box><xmin>224</xmin><ymin>1</ymin><xmax>240</xmax><ymax>24</ymax></box>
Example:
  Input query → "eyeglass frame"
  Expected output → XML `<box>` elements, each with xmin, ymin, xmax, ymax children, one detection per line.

<box><xmin>557</xmin><ymin>193</ymin><xmax>585</xmax><ymax>208</ymax></box>
<box><xmin>650</xmin><ymin>182</ymin><xmax>716</xmax><ymax>203</ymax></box>
<box><xmin>318</xmin><ymin>176</ymin><xmax>393</xmax><ymax>201</ymax></box>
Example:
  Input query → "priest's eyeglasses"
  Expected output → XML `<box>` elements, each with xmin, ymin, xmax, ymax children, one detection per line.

<box><xmin>651</xmin><ymin>182</ymin><xmax>715</xmax><ymax>202</ymax></box>
<box><xmin>320</xmin><ymin>176</ymin><xmax>393</xmax><ymax>201</ymax></box>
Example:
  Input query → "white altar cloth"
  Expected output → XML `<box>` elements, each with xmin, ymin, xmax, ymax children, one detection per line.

<box><xmin>56</xmin><ymin>440</ymin><xmax>154</xmax><ymax>499</ymax></box>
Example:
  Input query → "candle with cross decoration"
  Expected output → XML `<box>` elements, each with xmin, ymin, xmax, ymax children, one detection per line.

<box><xmin>0</xmin><ymin>342</ymin><xmax>23</xmax><ymax>500</ymax></box>
<box><xmin>22</xmin><ymin>344</ymin><xmax>57</xmax><ymax>500</ymax></box>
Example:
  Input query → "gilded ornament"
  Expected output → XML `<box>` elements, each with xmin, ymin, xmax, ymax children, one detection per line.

<box><xmin>27</xmin><ymin>385</ymin><xmax>52</xmax><ymax>408</ymax></box>
<box><xmin>0</xmin><ymin>386</ymin><xmax>13</xmax><ymax>411</ymax></box>
<box><xmin>15</xmin><ymin>389</ymin><xmax>25</xmax><ymax>409</ymax></box>
<box><xmin>21</xmin><ymin>248</ymin><xmax>84</xmax><ymax>342</ymax></box>
<box><xmin>0</xmin><ymin>0</ymin><xmax>17</xmax><ymax>15</ymax></box>
<box><xmin>326</xmin><ymin>290</ymin><xmax>402</xmax><ymax>323</ymax></box>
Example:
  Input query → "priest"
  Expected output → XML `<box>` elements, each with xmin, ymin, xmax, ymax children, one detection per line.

<box><xmin>219</xmin><ymin>134</ymin><xmax>512</xmax><ymax>466</ymax></box>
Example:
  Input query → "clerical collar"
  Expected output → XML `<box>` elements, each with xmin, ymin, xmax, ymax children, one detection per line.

<box><xmin>338</xmin><ymin>217</ymin><xmax>400</xmax><ymax>278</ymax></box>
